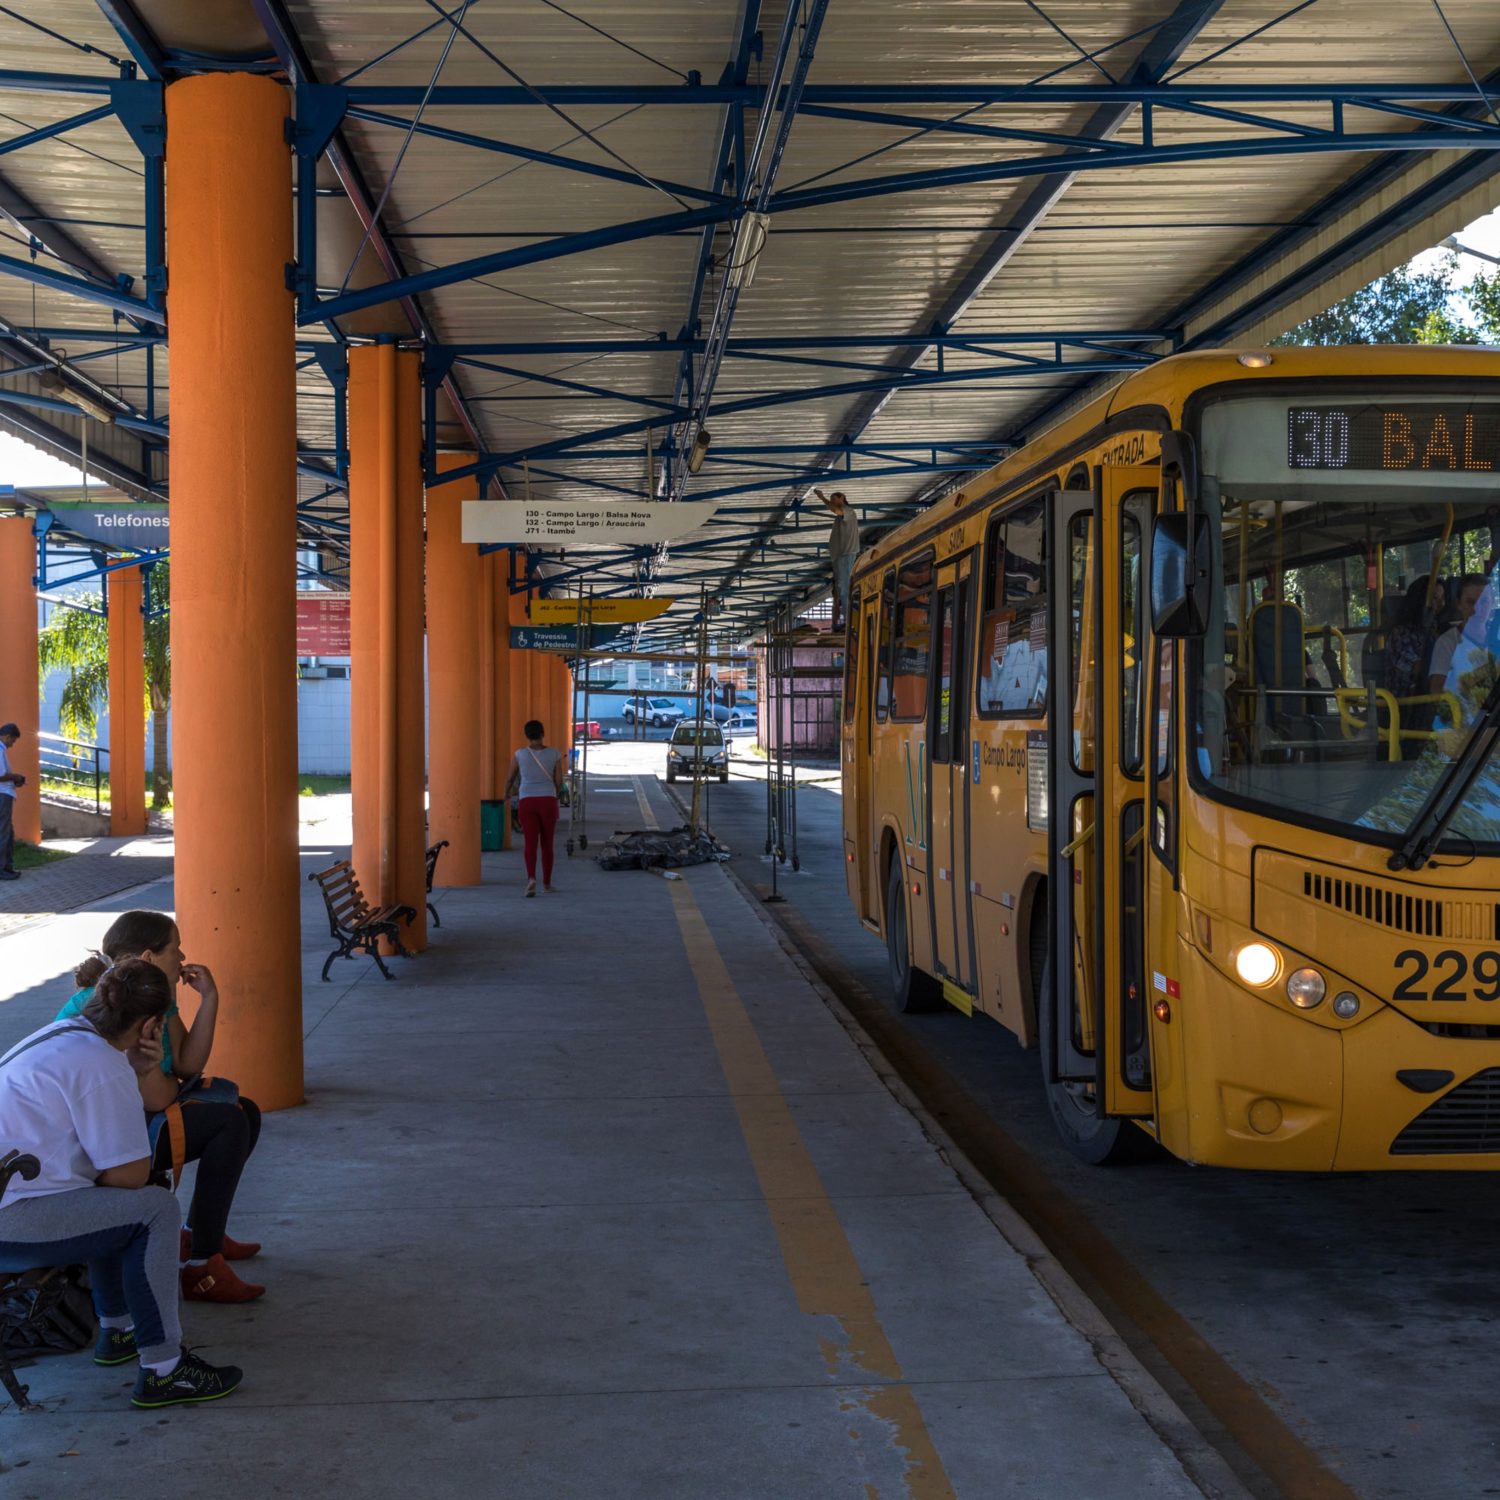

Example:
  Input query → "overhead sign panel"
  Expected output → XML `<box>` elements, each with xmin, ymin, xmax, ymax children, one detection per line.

<box><xmin>461</xmin><ymin>498</ymin><xmax>717</xmax><ymax>547</ymax></box>
<box><xmin>44</xmin><ymin>502</ymin><xmax>168</xmax><ymax>549</ymax></box>
<box><xmin>510</xmin><ymin>625</ymin><xmax>623</xmax><ymax>652</ymax></box>
<box><xmin>530</xmin><ymin>598</ymin><xmax>675</xmax><ymax>625</ymax></box>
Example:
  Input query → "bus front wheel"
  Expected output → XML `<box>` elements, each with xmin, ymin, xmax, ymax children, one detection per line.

<box><xmin>1038</xmin><ymin>957</ymin><xmax>1139</xmax><ymax>1165</ymax></box>
<box><xmin>885</xmin><ymin>862</ymin><xmax>942</xmax><ymax>1013</ymax></box>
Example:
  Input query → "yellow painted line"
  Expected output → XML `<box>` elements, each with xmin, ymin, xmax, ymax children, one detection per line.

<box><xmin>633</xmin><ymin>779</ymin><xmax>957</xmax><ymax>1500</ymax></box>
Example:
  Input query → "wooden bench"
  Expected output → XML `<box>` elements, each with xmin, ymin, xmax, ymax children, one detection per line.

<box><xmin>307</xmin><ymin>860</ymin><xmax>415</xmax><ymax>982</ymax></box>
<box><xmin>0</xmin><ymin>1149</ymin><xmax>43</xmax><ymax>1411</ymax></box>
<box><xmin>425</xmin><ymin>840</ymin><xmax>449</xmax><ymax>929</ymax></box>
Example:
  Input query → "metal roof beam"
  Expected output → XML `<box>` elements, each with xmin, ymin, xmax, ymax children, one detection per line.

<box><xmin>699</xmin><ymin>0</ymin><xmax>1228</xmax><ymax>628</ymax></box>
<box><xmin>334</xmin><ymin>82</ymin><xmax>1500</xmax><ymax>107</ymax></box>
<box><xmin>345</xmin><ymin>107</ymin><xmax>735</xmax><ymax>206</ymax></box>
<box><xmin>6</xmin><ymin>75</ymin><xmax>1499</xmax><ymax>106</ymax></box>
<box><xmin>305</xmin><ymin>203</ymin><xmax>733</xmax><ymax>325</ymax></box>
<box><xmin>253</xmin><ymin>0</ymin><xmax>485</xmax><ymax>454</ymax></box>
<box><xmin>92</xmin><ymin>1</ymin><xmax>167</xmax><ymax>79</ymax></box>
<box><xmin>438</xmin><ymin>328</ymin><xmax>1170</xmax><ymax>357</ymax></box>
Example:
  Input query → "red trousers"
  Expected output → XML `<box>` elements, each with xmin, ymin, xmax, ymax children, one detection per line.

<box><xmin>519</xmin><ymin>795</ymin><xmax>560</xmax><ymax>884</ymax></box>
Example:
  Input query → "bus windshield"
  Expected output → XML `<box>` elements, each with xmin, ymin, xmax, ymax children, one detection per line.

<box><xmin>1191</xmin><ymin>389</ymin><xmax>1500</xmax><ymax>851</ymax></box>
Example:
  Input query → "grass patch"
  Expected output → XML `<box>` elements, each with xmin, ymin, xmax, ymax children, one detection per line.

<box><xmin>40</xmin><ymin>773</ymin><xmax>173</xmax><ymax>811</ymax></box>
<box><xmin>299</xmin><ymin>775</ymin><xmax>352</xmax><ymax>797</ymax></box>
<box><xmin>14</xmin><ymin>841</ymin><xmax>72</xmax><ymax>870</ymax></box>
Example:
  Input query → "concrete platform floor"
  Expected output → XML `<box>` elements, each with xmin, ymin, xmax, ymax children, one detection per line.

<box><xmin>0</xmin><ymin>774</ymin><xmax>1202</xmax><ymax>1498</ymax></box>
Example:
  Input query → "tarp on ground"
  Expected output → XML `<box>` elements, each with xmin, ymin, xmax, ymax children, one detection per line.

<box><xmin>596</xmin><ymin>825</ymin><xmax>728</xmax><ymax>872</ymax></box>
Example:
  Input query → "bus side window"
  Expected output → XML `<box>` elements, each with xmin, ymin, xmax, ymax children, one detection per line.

<box><xmin>892</xmin><ymin>554</ymin><xmax>934</xmax><ymax>722</ymax></box>
<box><xmin>875</xmin><ymin>569</ymin><xmax>894</xmax><ymax>722</ymax></box>
<box><xmin>1120</xmin><ymin>490</ymin><xmax>1154</xmax><ymax>776</ymax></box>
<box><xmin>1152</xmin><ymin>640</ymin><xmax>1176</xmax><ymax>862</ymax></box>
<box><xmin>843</xmin><ymin>591</ymin><xmax>861</xmax><ymax>720</ymax></box>
<box><xmin>977</xmin><ymin>497</ymin><xmax>1048</xmax><ymax>717</ymax></box>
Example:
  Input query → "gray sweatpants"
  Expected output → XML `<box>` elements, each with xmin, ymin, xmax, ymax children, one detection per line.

<box><xmin>0</xmin><ymin>1184</ymin><xmax>182</xmax><ymax>1363</ymax></box>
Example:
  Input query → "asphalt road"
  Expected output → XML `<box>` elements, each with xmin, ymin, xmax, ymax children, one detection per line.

<box><xmin>576</xmin><ymin>739</ymin><xmax>1500</xmax><ymax>1500</ymax></box>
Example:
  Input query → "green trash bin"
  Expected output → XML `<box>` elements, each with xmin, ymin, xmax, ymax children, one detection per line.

<box><xmin>480</xmin><ymin>799</ymin><xmax>506</xmax><ymax>852</ymax></box>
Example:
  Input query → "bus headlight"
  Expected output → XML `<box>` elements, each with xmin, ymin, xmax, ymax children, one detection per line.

<box><xmin>1234</xmin><ymin>942</ymin><xmax>1280</xmax><ymax>987</ymax></box>
<box><xmin>1286</xmin><ymin>967</ymin><xmax>1327</xmax><ymax>1009</ymax></box>
<box><xmin>1332</xmin><ymin>991</ymin><xmax>1361</xmax><ymax>1019</ymax></box>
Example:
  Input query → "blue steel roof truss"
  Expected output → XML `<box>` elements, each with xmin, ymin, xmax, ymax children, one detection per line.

<box><xmin>0</xmin><ymin>1</ymin><xmax>1499</xmax><ymax>636</ymax></box>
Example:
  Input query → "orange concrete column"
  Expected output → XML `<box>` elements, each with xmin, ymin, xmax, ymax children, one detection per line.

<box><xmin>0</xmin><ymin>516</ymin><xmax>40</xmax><ymax>844</ymax></box>
<box><xmin>166</xmin><ymin>73</ymin><xmax>301</xmax><ymax>1109</ymax></box>
<box><xmin>477</xmin><ymin>554</ymin><xmax>495</xmax><ymax>802</ymax></box>
<box><xmin>107</xmin><ymin>565</ymin><xmax>147</xmax><ymax>836</ymax></box>
<box><xmin>349</xmin><ymin>343</ymin><xmax>428</xmax><ymax>949</ymax></box>
<box><xmin>490</xmin><ymin>552</ymin><xmax>515</xmax><ymax>847</ymax></box>
<box><xmin>426</xmin><ymin>452</ymin><xmax>481</xmax><ymax>885</ymax></box>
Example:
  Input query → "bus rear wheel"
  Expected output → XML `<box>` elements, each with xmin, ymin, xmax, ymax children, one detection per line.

<box><xmin>1038</xmin><ymin>957</ymin><xmax>1139</xmax><ymax>1165</ymax></box>
<box><xmin>885</xmin><ymin>861</ymin><xmax>942</xmax><ymax>1013</ymax></box>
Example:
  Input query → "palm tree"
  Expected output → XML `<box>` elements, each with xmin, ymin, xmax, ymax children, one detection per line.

<box><xmin>37</xmin><ymin>561</ymin><xmax>172</xmax><ymax>811</ymax></box>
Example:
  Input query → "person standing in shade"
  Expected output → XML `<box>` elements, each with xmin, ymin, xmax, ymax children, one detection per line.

<box><xmin>0</xmin><ymin>722</ymin><xmax>24</xmax><ymax>881</ymax></box>
<box><xmin>504</xmin><ymin>719</ymin><xmax>565</xmax><ymax>897</ymax></box>
<box><xmin>815</xmin><ymin>489</ymin><xmax>860</xmax><ymax>627</ymax></box>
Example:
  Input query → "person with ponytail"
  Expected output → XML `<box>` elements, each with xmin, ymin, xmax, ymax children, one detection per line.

<box><xmin>59</xmin><ymin>910</ymin><xmax>264</xmax><ymax>1304</ymax></box>
<box><xmin>0</xmin><ymin>959</ymin><xmax>244</xmax><ymax>1407</ymax></box>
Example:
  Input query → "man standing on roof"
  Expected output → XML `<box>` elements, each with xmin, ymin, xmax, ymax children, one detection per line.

<box><xmin>0</xmin><ymin>722</ymin><xmax>25</xmax><ymax>880</ymax></box>
<box><xmin>816</xmin><ymin>489</ymin><xmax>859</xmax><ymax>628</ymax></box>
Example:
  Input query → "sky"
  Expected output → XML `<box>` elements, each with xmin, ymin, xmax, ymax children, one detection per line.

<box><xmin>2</xmin><ymin>209</ymin><xmax>1500</xmax><ymax>493</ymax></box>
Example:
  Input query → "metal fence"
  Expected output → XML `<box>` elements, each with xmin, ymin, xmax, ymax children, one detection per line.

<box><xmin>37</xmin><ymin>731</ymin><xmax>109</xmax><ymax>814</ymax></box>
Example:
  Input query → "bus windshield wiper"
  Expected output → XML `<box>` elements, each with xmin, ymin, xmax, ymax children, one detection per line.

<box><xmin>1389</xmin><ymin>678</ymin><xmax>1500</xmax><ymax>871</ymax></box>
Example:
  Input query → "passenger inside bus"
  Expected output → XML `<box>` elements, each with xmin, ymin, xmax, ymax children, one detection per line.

<box><xmin>1192</xmin><ymin>449</ymin><xmax>1500</xmax><ymax>842</ymax></box>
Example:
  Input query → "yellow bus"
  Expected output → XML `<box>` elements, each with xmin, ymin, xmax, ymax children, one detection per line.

<box><xmin>842</xmin><ymin>345</ymin><xmax>1500</xmax><ymax>1168</ymax></box>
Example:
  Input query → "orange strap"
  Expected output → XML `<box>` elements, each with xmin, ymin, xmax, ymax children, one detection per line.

<box><xmin>165</xmin><ymin>1103</ymin><xmax>186</xmax><ymax>1184</ymax></box>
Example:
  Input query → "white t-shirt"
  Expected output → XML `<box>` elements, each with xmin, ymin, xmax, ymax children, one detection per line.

<box><xmin>0</xmin><ymin>1020</ymin><xmax>149</xmax><ymax>1205</ymax></box>
<box><xmin>0</xmin><ymin>740</ymin><xmax>15</xmax><ymax>800</ymax></box>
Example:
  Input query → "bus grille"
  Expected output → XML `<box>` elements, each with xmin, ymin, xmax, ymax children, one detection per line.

<box><xmin>1390</xmin><ymin>1069</ymin><xmax>1500</xmax><ymax>1155</ymax></box>
<box><xmin>1301</xmin><ymin>872</ymin><xmax>1500</xmax><ymax>941</ymax></box>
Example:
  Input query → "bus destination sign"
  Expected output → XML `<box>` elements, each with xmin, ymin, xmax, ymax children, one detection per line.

<box><xmin>1287</xmin><ymin>403</ymin><xmax>1500</xmax><ymax>472</ymax></box>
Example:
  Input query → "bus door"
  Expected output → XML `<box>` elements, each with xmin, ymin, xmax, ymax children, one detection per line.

<box><xmin>927</xmin><ymin>555</ymin><xmax>978</xmax><ymax>999</ymax></box>
<box><xmin>1092</xmin><ymin>466</ymin><xmax>1159</xmax><ymax>1116</ymax></box>
<box><xmin>850</xmin><ymin>586</ymin><xmax>880</xmax><ymax>924</ymax></box>
<box><xmin>1047</xmin><ymin>491</ymin><xmax>1098</xmax><ymax>1082</ymax></box>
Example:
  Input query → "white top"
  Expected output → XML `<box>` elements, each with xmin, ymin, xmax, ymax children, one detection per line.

<box><xmin>0</xmin><ymin>1020</ymin><xmax>149</xmax><ymax>1205</ymax></box>
<box><xmin>515</xmin><ymin>745</ymin><xmax>562</xmax><ymax>800</ymax></box>
<box><xmin>828</xmin><ymin>507</ymin><xmax>860</xmax><ymax>561</ymax></box>
<box><xmin>0</xmin><ymin>740</ymin><xmax>15</xmax><ymax>800</ymax></box>
<box><xmin>1429</xmin><ymin>625</ymin><xmax>1467</xmax><ymax>682</ymax></box>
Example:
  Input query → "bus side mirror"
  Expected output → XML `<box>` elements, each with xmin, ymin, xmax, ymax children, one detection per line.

<box><xmin>1150</xmin><ymin>512</ymin><xmax>1212</xmax><ymax>638</ymax></box>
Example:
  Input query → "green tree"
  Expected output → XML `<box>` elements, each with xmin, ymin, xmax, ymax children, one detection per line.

<box><xmin>1468</xmin><ymin>269</ymin><xmax>1500</xmax><ymax>342</ymax></box>
<box><xmin>1273</xmin><ymin>253</ymin><xmax>1465</xmax><ymax>346</ymax></box>
<box><xmin>37</xmin><ymin>561</ymin><xmax>172</xmax><ymax>811</ymax></box>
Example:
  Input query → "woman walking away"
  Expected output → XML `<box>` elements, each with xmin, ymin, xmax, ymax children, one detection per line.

<box><xmin>0</xmin><ymin>960</ymin><xmax>243</xmax><ymax>1408</ymax></box>
<box><xmin>505</xmin><ymin>719</ymin><xmax>565</xmax><ymax>896</ymax></box>
<box><xmin>59</xmin><ymin>910</ymin><xmax>265</xmax><ymax>1304</ymax></box>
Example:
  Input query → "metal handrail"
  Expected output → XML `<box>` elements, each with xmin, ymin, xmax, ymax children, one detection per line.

<box><xmin>36</xmin><ymin>730</ymin><xmax>109</xmax><ymax>814</ymax></box>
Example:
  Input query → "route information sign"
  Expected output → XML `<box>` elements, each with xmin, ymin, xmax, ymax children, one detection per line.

<box><xmin>530</xmin><ymin>598</ymin><xmax>675</xmax><ymax>625</ymax></box>
<box><xmin>462</xmin><ymin>498</ymin><xmax>717</xmax><ymax>546</ymax></box>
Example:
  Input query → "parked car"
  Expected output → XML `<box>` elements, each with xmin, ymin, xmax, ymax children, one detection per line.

<box><xmin>724</xmin><ymin>707</ymin><xmax>756</xmax><ymax>735</ymax></box>
<box><xmin>622</xmin><ymin>695</ymin><xmax>683</xmax><ymax>727</ymax></box>
<box><xmin>666</xmin><ymin>720</ymin><xmax>729</xmax><ymax>783</ymax></box>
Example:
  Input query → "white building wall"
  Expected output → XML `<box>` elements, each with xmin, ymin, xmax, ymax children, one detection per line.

<box><xmin>296</xmin><ymin>670</ymin><xmax>352</xmax><ymax>776</ymax></box>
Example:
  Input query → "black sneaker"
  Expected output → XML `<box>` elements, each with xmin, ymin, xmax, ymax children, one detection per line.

<box><xmin>94</xmin><ymin>1327</ymin><xmax>137</xmax><ymax>1366</ymax></box>
<box><xmin>131</xmin><ymin>1347</ymin><xmax>243</xmax><ymax>1408</ymax></box>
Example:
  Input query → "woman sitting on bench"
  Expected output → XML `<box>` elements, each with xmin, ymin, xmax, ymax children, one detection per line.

<box><xmin>0</xmin><ymin>960</ymin><xmax>243</xmax><ymax>1407</ymax></box>
<box><xmin>58</xmin><ymin>911</ymin><xmax>264</xmax><ymax>1304</ymax></box>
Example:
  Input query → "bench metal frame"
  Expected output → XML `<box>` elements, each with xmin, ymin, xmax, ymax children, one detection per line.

<box><xmin>308</xmin><ymin>860</ymin><xmax>416</xmax><ymax>981</ymax></box>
